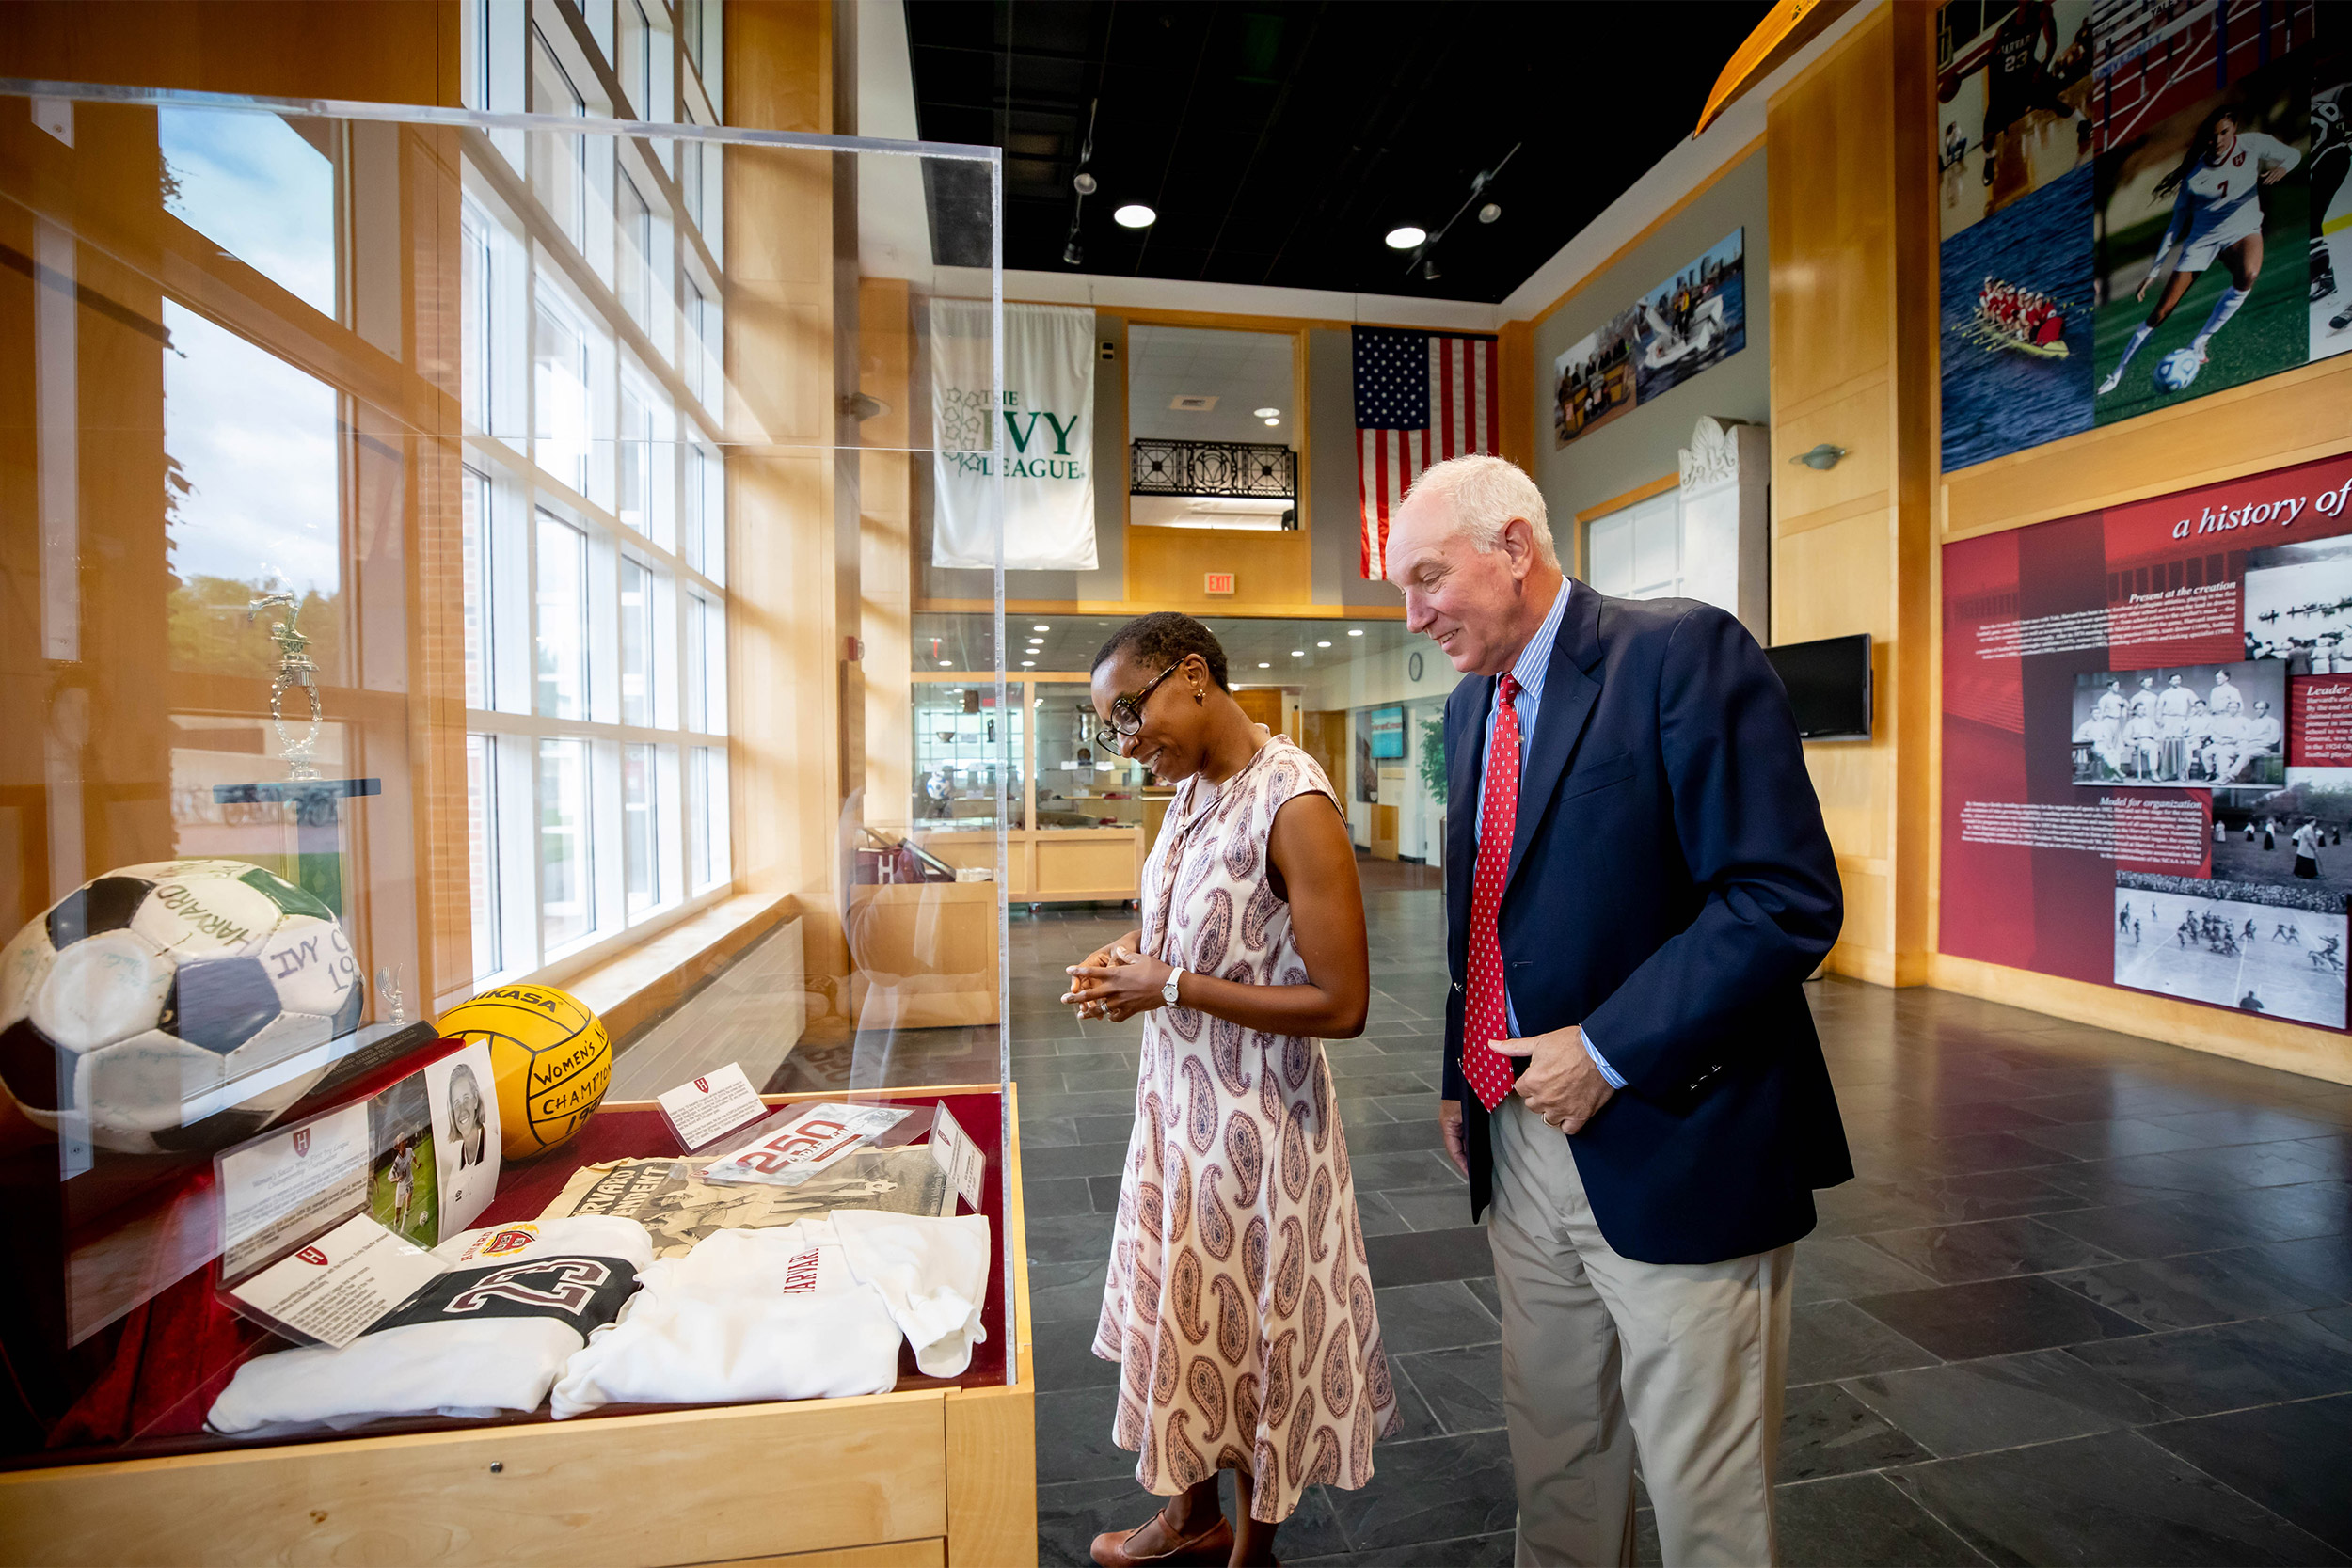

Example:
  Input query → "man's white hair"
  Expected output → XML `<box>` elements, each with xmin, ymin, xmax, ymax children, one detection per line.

<box><xmin>1402</xmin><ymin>453</ymin><xmax>1557</xmax><ymax>568</ymax></box>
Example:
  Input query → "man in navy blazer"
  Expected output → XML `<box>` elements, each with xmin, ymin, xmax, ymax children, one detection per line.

<box><xmin>1385</xmin><ymin>455</ymin><xmax>1848</xmax><ymax>1567</ymax></box>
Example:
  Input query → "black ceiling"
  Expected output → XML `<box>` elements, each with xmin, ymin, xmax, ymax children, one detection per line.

<box><xmin>903</xmin><ymin>1</ymin><xmax>1776</xmax><ymax>305</ymax></box>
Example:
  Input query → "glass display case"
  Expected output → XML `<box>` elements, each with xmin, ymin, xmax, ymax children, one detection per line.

<box><xmin>1034</xmin><ymin>680</ymin><xmax>1147</xmax><ymax>831</ymax></box>
<box><xmin>0</xmin><ymin>74</ymin><xmax>1029</xmax><ymax>1566</ymax></box>
<box><xmin>911</xmin><ymin>674</ymin><xmax>1148</xmax><ymax>905</ymax></box>
<box><xmin>912</xmin><ymin>676</ymin><xmax>1022</xmax><ymax>832</ymax></box>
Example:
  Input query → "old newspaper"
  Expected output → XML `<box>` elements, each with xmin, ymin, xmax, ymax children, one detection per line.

<box><xmin>539</xmin><ymin>1146</ymin><xmax>954</xmax><ymax>1257</ymax></box>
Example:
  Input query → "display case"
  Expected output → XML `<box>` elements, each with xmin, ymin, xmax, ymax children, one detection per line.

<box><xmin>0</xmin><ymin>76</ymin><xmax>1027</xmax><ymax>1566</ymax></box>
<box><xmin>913</xmin><ymin>675</ymin><xmax>1147</xmax><ymax>906</ymax></box>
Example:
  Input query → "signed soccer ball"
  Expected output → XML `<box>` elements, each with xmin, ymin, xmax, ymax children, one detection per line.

<box><xmin>0</xmin><ymin>861</ymin><xmax>363</xmax><ymax>1154</ymax></box>
<box><xmin>2153</xmin><ymin>347</ymin><xmax>2203</xmax><ymax>392</ymax></box>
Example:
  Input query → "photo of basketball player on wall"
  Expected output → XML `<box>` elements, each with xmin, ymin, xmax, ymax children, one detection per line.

<box><xmin>1936</xmin><ymin>0</ymin><xmax>2095</xmax><ymax>240</ymax></box>
<box><xmin>2093</xmin><ymin>62</ymin><xmax>2309</xmax><ymax>421</ymax></box>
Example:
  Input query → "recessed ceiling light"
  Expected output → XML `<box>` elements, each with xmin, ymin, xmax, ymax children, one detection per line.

<box><xmin>1317</xmin><ymin>641</ymin><xmax>1330</xmax><ymax>647</ymax></box>
<box><xmin>1032</xmin><ymin>624</ymin><xmax>1050</xmax><ymax>631</ymax></box>
<box><xmin>938</xmin><ymin>659</ymin><xmax>952</xmax><ymax>667</ymax></box>
<box><xmin>1385</xmin><ymin>225</ymin><xmax>1426</xmax><ymax>250</ymax></box>
<box><xmin>1022</xmin><ymin>660</ymin><xmax>1035</xmax><ymax>667</ymax></box>
<box><xmin>1258</xmin><ymin>661</ymin><xmax>1270</xmax><ymax>669</ymax></box>
<box><xmin>1253</xmin><ymin>407</ymin><xmax>1279</xmax><ymax>418</ymax></box>
<box><xmin>1347</xmin><ymin>628</ymin><xmax>1364</xmax><ymax>636</ymax></box>
<box><xmin>1263</xmin><ymin>417</ymin><xmax>1279</xmax><ymax>426</ymax></box>
<box><xmin>1114</xmin><ymin>203</ymin><xmax>1156</xmax><ymax>229</ymax></box>
<box><xmin>1290</xmin><ymin>650</ymin><xmax>1304</xmax><ymax>657</ymax></box>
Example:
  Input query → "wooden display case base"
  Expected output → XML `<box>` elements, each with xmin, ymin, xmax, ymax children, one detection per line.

<box><xmin>0</xmin><ymin>1087</ymin><xmax>1036</xmax><ymax>1568</ymax></box>
<box><xmin>915</xmin><ymin>828</ymin><xmax>1142</xmax><ymax>905</ymax></box>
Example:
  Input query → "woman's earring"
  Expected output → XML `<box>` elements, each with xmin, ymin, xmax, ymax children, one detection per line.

<box><xmin>1193</xmin><ymin>685</ymin><xmax>1205</xmax><ymax>704</ymax></box>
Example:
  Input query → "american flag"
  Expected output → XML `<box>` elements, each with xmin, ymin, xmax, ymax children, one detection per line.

<box><xmin>1353</xmin><ymin>326</ymin><xmax>1500</xmax><ymax>579</ymax></box>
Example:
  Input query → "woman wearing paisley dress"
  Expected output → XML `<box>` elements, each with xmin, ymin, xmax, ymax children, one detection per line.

<box><xmin>1064</xmin><ymin>613</ymin><xmax>1400</xmax><ymax>1568</ymax></box>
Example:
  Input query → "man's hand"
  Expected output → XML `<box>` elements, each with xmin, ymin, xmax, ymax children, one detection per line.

<box><xmin>1438</xmin><ymin>1099</ymin><xmax>1468</xmax><ymax>1177</ymax></box>
<box><xmin>1496</xmin><ymin>1025</ymin><xmax>1615</xmax><ymax>1135</ymax></box>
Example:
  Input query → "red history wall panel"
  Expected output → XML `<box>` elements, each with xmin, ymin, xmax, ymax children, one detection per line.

<box><xmin>1941</xmin><ymin>453</ymin><xmax>2352</xmax><ymax>1029</ymax></box>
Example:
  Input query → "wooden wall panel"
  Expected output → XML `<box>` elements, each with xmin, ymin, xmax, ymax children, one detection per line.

<box><xmin>0</xmin><ymin>2</ymin><xmax>453</xmax><ymax>107</ymax></box>
<box><xmin>1768</xmin><ymin>5</ymin><xmax>1936</xmax><ymax>987</ymax></box>
<box><xmin>1125</xmin><ymin>527</ymin><xmax>1316</xmax><ymax>613</ymax></box>
<box><xmin>1943</xmin><ymin>354</ymin><xmax>2352</xmax><ymax>539</ymax></box>
<box><xmin>727</xmin><ymin>0</ymin><xmax>851</xmax><ymax>1008</ymax></box>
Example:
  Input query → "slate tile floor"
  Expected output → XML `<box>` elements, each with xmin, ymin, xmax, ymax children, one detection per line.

<box><xmin>1009</xmin><ymin>882</ymin><xmax>2352</xmax><ymax>1567</ymax></box>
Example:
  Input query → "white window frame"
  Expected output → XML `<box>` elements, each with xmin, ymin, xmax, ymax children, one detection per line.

<box><xmin>1582</xmin><ymin>487</ymin><xmax>1685</xmax><ymax>603</ymax></box>
<box><xmin>452</xmin><ymin>10</ymin><xmax>733</xmax><ymax>1004</ymax></box>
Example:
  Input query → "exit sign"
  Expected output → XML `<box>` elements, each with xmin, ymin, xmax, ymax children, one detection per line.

<box><xmin>1203</xmin><ymin>572</ymin><xmax>1234</xmax><ymax>595</ymax></box>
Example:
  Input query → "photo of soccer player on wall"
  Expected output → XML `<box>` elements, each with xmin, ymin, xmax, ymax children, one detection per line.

<box><xmin>2309</xmin><ymin>45</ymin><xmax>2352</xmax><ymax>357</ymax></box>
<box><xmin>2116</xmin><ymin>870</ymin><xmax>2346</xmax><ymax>1027</ymax></box>
<box><xmin>2070</xmin><ymin>658</ymin><xmax>2285</xmax><ymax>787</ymax></box>
<box><xmin>1936</xmin><ymin>0</ymin><xmax>2095</xmax><ymax>240</ymax></box>
<box><xmin>2092</xmin><ymin>62</ymin><xmax>2309</xmax><ymax>422</ymax></box>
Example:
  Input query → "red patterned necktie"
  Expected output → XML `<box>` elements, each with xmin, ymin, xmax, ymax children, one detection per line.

<box><xmin>1463</xmin><ymin>673</ymin><xmax>1521</xmax><ymax>1112</ymax></box>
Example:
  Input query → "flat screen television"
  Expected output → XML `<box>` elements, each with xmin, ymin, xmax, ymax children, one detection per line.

<box><xmin>1765</xmin><ymin>633</ymin><xmax>1872</xmax><ymax>741</ymax></box>
<box><xmin>1366</xmin><ymin>706</ymin><xmax>1406</xmax><ymax>759</ymax></box>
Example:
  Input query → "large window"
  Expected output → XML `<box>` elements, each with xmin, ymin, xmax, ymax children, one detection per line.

<box><xmin>459</xmin><ymin>6</ymin><xmax>734</xmax><ymax>990</ymax></box>
<box><xmin>616</xmin><ymin>171</ymin><xmax>653</xmax><ymax>331</ymax></box>
<box><xmin>529</xmin><ymin>28</ymin><xmax>588</xmax><ymax>247</ymax></box>
<box><xmin>533</xmin><ymin>295</ymin><xmax>591</xmax><ymax>494</ymax></box>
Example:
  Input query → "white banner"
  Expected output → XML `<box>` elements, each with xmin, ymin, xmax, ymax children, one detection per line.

<box><xmin>930</xmin><ymin>299</ymin><xmax>1097</xmax><ymax>571</ymax></box>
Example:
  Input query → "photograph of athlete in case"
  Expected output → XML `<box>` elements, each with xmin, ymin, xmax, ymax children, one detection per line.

<box><xmin>2246</xmin><ymin>534</ymin><xmax>2352</xmax><ymax>672</ymax></box>
<box><xmin>1940</xmin><ymin>162</ymin><xmax>2095</xmax><ymax>468</ymax></box>
<box><xmin>2093</xmin><ymin>64</ymin><xmax>2309</xmax><ymax>421</ymax></box>
<box><xmin>367</xmin><ymin>1072</ymin><xmax>438</xmax><ymax>1246</ymax></box>
<box><xmin>2214</xmin><ymin>777</ymin><xmax>2352</xmax><ymax>895</ymax></box>
<box><xmin>2116</xmin><ymin>871</ymin><xmax>2346</xmax><ymax>1027</ymax></box>
<box><xmin>1936</xmin><ymin>0</ymin><xmax>2094</xmax><ymax>240</ymax></box>
<box><xmin>2071</xmin><ymin>659</ymin><xmax>2285</xmax><ymax>787</ymax></box>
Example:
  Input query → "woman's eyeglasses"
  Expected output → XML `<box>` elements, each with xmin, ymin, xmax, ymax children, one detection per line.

<box><xmin>1095</xmin><ymin>663</ymin><xmax>1181</xmax><ymax>751</ymax></box>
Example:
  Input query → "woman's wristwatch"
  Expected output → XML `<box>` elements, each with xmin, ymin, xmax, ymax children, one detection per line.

<box><xmin>1163</xmin><ymin>965</ymin><xmax>1185</xmax><ymax>1007</ymax></box>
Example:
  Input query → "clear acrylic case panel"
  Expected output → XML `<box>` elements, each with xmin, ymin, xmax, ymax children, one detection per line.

<box><xmin>0</xmin><ymin>81</ymin><xmax>1012</xmax><ymax>1453</ymax></box>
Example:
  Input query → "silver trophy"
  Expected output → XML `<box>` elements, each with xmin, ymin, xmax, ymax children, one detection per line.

<box><xmin>246</xmin><ymin>590</ymin><xmax>324</xmax><ymax>781</ymax></box>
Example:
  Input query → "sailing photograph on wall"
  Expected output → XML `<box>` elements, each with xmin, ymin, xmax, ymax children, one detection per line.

<box><xmin>1551</xmin><ymin>230</ymin><xmax>1746</xmax><ymax>448</ymax></box>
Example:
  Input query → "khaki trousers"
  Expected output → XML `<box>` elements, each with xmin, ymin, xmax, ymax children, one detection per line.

<box><xmin>1487</xmin><ymin>1095</ymin><xmax>1794</xmax><ymax>1568</ymax></box>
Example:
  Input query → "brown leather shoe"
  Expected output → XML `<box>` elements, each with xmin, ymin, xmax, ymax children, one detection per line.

<box><xmin>1089</xmin><ymin>1505</ymin><xmax>1235</xmax><ymax>1566</ymax></box>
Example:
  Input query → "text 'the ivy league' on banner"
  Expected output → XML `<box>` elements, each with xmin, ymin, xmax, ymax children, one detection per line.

<box><xmin>929</xmin><ymin>300</ymin><xmax>1098</xmax><ymax>571</ymax></box>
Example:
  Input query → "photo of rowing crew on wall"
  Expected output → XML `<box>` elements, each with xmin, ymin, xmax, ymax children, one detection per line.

<box><xmin>2246</xmin><ymin>533</ymin><xmax>2352</xmax><ymax>672</ymax></box>
<box><xmin>2070</xmin><ymin>658</ymin><xmax>2284</xmax><ymax>788</ymax></box>
<box><xmin>2115</xmin><ymin>871</ymin><xmax>2346</xmax><ymax>1028</ymax></box>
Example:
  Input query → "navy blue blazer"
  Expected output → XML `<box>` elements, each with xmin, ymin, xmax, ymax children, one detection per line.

<box><xmin>1442</xmin><ymin>581</ymin><xmax>1851</xmax><ymax>1265</ymax></box>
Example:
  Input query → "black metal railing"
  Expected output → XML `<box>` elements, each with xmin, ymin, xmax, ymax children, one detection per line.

<box><xmin>1129</xmin><ymin>439</ymin><xmax>1296</xmax><ymax>499</ymax></box>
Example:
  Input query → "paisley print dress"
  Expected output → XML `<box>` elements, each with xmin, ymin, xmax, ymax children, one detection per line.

<box><xmin>1093</xmin><ymin>732</ymin><xmax>1400</xmax><ymax>1523</ymax></box>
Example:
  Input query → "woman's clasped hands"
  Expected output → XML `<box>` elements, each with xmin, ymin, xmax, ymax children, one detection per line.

<box><xmin>1062</xmin><ymin>936</ymin><xmax>1175</xmax><ymax>1024</ymax></box>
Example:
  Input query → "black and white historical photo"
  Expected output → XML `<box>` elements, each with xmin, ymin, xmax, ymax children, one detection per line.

<box><xmin>2072</xmin><ymin>659</ymin><xmax>2286</xmax><ymax>786</ymax></box>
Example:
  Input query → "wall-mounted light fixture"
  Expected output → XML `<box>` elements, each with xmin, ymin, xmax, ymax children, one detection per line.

<box><xmin>1789</xmin><ymin>443</ymin><xmax>1847</xmax><ymax>470</ymax></box>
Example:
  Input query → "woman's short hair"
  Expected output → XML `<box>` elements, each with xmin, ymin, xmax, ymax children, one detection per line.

<box><xmin>1091</xmin><ymin>611</ymin><xmax>1230</xmax><ymax>689</ymax></box>
<box><xmin>1403</xmin><ymin>453</ymin><xmax>1557</xmax><ymax>568</ymax></box>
